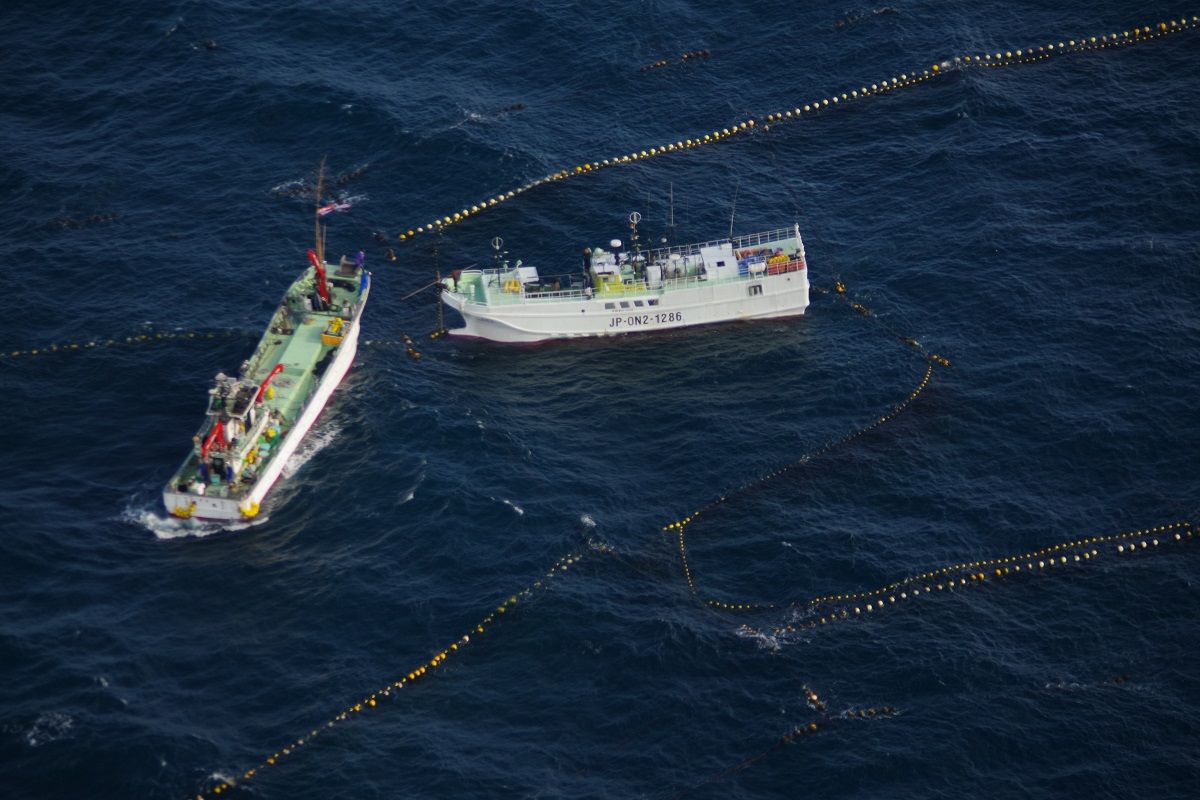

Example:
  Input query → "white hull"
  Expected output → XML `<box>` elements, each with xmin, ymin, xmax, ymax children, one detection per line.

<box><xmin>443</xmin><ymin>269</ymin><xmax>809</xmax><ymax>344</ymax></box>
<box><xmin>162</xmin><ymin>303</ymin><xmax>363</xmax><ymax>521</ymax></box>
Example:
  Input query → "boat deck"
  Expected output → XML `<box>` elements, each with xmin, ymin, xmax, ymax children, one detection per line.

<box><xmin>265</xmin><ymin>316</ymin><xmax>328</xmax><ymax>425</ymax></box>
<box><xmin>449</xmin><ymin>227</ymin><xmax>806</xmax><ymax>309</ymax></box>
<box><xmin>164</xmin><ymin>262</ymin><xmax>366</xmax><ymax>506</ymax></box>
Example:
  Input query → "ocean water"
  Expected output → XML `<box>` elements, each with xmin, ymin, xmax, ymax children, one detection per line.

<box><xmin>2</xmin><ymin>1</ymin><xmax>1199</xmax><ymax>798</ymax></box>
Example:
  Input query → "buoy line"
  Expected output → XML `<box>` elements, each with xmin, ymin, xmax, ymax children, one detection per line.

<box><xmin>666</xmin><ymin>281</ymin><xmax>945</xmax><ymax>602</ymax></box>
<box><xmin>174</xmin><ymin>17</ymin><xmax>1199</xmax><ymax>799</ymax></box>
<box><xmin>665</xmin><ymin>285</ymin><xmax>1197</xmax><ymax>629</ymax></box>
<box><xmin>667</xmin><ymin>686</ymin><xmax>899</xmax><ymax>800</ymax></box>
<box><xmin>0</xmin><ymin>328</ymin><xmax>252</xmax><ymax>361</ymax></box>
<box><xmin>191</xmin><ymin>548</ymin><xmax>606</xmax><ymax>799</ymax></box>
<box><xmin>390</xmin><ymin>17</ymin><xmax>1197</xmax><ymax>245</ymax></box>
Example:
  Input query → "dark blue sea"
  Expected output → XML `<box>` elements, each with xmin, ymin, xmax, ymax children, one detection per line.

<box><xmin>2</xmin><ymin>1</ymin><xmax>1199</xmax><ymax>798</ymax></box>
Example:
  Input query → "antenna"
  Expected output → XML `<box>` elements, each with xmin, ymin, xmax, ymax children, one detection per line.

<box><xmin>728</xmin><ymin>180</ymin><xmax>740</xmax><ymax>240</ymax></box>
<box><xmin>628</xmin><ymin>211</ymin><xmax>643</xmax><ymax>278</ymax></box>
<box><xmin>491</xmin><ymin>236</ymin><xmax>504</xmax><ymax>268</ymax></box>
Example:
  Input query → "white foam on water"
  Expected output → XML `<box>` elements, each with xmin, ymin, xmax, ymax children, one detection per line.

<box><xmin>281</xmin><ymin>423</ymin><xmax>342</xmax><ymax>479</ymax></box>
<box><xmin>208</xmin><ymin>771</ymin><xmax>236</xmax><ymax>788</ymax></box>
<box><xmin>494</xmin><ymin>497</ymin><xmax>524</xmax><ymax>516</ymax></box>
<box><xmin>270</xmin><ymin>178</ymin><xmax>306</xmax><ymax>194</ymax></box>
<box><xmin>580</xmin><ymin>514</ymin><xmax>596</xmax><ymax>528</ymax></box>
<box><xmin>734</xmin><ymin>624</ymin><xmax>780</xmax><ymax>652</ymax></box>
<box><xmin>396</xmin><ymin>465</ymin><xmax>426</xmax><ymax>506</ymax></box>
<box><xmin>127</xmin><ymin>418</ymin><xmax>341</xmax><ymax>540</ymax></box>
<box><xmin>123</xmin><ymin>504</ymin><xmax>268</xmax><ymax>540</ymax></box>
<box><xmin>399</xmin><ymin>473</ymin><xmax>425</xmax><ymax>505</ymax></box>
<box><xmin>25</xmin><ymin>712</ymin><xmax>74</xmax><ymax>748</ymax></box>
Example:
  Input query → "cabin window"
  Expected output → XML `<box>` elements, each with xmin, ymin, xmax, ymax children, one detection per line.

<box><xmin>748</xmin><ymin>284</ymin><xmax>763</xmax><ymax>296</ymax></box>
<box><xmin>647</xmin><ymin>298</ymin><xmax>659</xmax><ymax>306</ymax></box>
<box><xmin>633</xmin><ymin>300</ymin><xmax>644</xmax><ymax>307</ymax></box>
<box><xmin>619</xmin><ymin>301</ymin><xmax>630</xmax><ymax>309</ymax></box>
<box><xmin>716</xmin><ymin>260</ymin><xmax>725</xmax><ymax>267</ymax></box>
<box><xmin>604</xmin><ymin>302</ymin><xmax>616</xmax><ymax>310</ymax></box>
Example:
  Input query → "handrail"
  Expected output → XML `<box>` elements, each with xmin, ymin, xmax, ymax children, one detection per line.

<box><xmin>645</xmin><ymin>227</ymin><xmax>798</xmax><ymax>261</ymax></box>
<box><xmin>459</xmin><ymin>228</ymin><xmax>799</xmax><ymax>279</ymax></box>
<box><xmin>457</xmin><ymin>263</ymin><xmax>806</xmax><ymax>307</ymax></box>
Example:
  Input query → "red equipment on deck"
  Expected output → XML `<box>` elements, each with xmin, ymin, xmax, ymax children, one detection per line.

<box><xmin>306</xmin><ymin>249</ymin><xmax>332</xmax><ymax>305</ymax></box>
<box><xmin>256</xmin><ymin>363</ymin><xmax>285</xmax><ymax>403</ymax></box>
<box><xmin>201</xmin><ymin>420</ymin><xmax>226</xmax><ymax>459</ymax></box>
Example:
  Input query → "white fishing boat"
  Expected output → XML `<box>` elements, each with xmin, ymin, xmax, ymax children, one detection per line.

<box><xmin>439</xmin><ymin>217</ymin><xmax>809</xmax><ymax>343</ymax></box>
<box><xmin>162</xmin><ymin>251</ymin><xmax>370</xmax><ymax>521</ymax></box>
<box><xmin>162</xmin><ymin>165</ymin><xmax>371</xmax><ymax>521</ymax></box>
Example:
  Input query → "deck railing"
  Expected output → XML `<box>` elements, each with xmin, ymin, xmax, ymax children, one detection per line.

<box><xmin>455</xmin><ymin>228</ymin><xmax>805</xmax><ymax>307</ymax></box>
<box><xmin>644</xmin><ymin>227</ymin><xmax>798</xmax><ymax>262</ymax></box>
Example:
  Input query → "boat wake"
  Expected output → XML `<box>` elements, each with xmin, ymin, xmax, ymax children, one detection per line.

<box><xmin>127</xmin><ymin>506</ymin><xmax>268</xmax><ymax>540</ymax></box>
<box><xmin>281</xmin><ymin>423</ymin><xmax>341</xmax><ymax>479</ymax></box>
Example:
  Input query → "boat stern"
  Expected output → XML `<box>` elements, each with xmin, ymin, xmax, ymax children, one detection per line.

<box><xmin>163</xmin><ymin>485</ymin><xmax>261</xmax><ymax>522</ymax></box>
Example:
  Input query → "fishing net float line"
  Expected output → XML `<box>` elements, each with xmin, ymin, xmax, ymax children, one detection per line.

<box><xmin>15</xmin><ymin>20</ymin><xmax>1193</xmax><ymax>360</ymax></box>
<box><xmin>663</xmin><ymin>282</ymin><xmax>1196</xmax><ymax>794</ymax></box>
<box><xmin>668</xmin><ymin>689</ymin><xmax>900</xmax><ymax>800</ymax></box>
<box><xmin>191</xmin><ymin>549</ymin><xmax>600</xmax><ymax>799</ymax></box>
<box><xmin>0</xmin><ymin>331</ymin><xmax>424</xmax><ymax>362</ymax></box>
<box><xmin>668</xmin><ymin>281</ymin><xmax>944</xmax><ymax>601</ymax></box>
<box><xmin>677</xmin><ymin>518</ymin><xmax>1197</xmax><ymax>795</ymax></box>
<box><xmin>185</xmin><ymin>272</ymin><xmax>1192</xmax><ymax>796</ymax></box>
<box><xmin>666</xmin><ymin>287</ymin><xmax>1197</xmax><ymax>623</ymax></box>
<box><xmin>176</xmin><ymin>17</ymin><xmax>1196</xmax><ymax>798</ymax></box>
<box><xmin>185</xmin><ymin>298</ymin><xmax>919</xmax><ymax>800</ymax></box>
<box><xmin>0</xmin><ymin>329</ymin><xmax>252</xmax><ymax>361</ymax></box>
<box><xmin>672</xmin><ymin>284</ymin><xmax>1195</xmax><ymax>618</ymax></box>
<box><xmin>390</xmin><ymin>17</ymin><xmax>1197</xmax><ymax>244</ymax></box>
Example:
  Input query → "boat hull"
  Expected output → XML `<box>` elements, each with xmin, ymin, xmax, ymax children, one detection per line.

<box><xmin>163</xmin><ymin>264</ymin><xmax>370</xmax><ymax>523</ymax></box>
<box><xmin>441</xmin><ymin>269</ymin><xmax>809</xmax><ymax>344</ymax></box>
<box><xmin>162</xmin><ymin>321</ymin><xmax>361</xmax><ymax>521</ymax></box>
<box><xmin>441</xmin><ymin>272</ymin><xmax>806</xmax><ymax>345</ymax></box>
